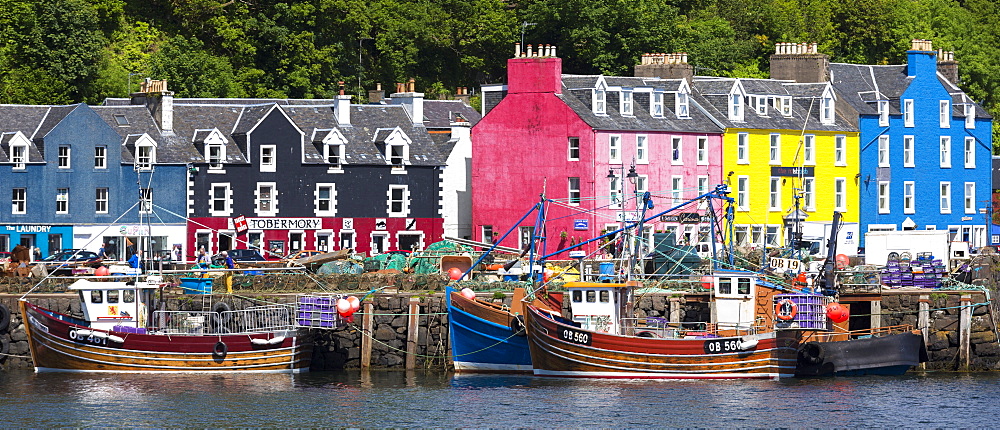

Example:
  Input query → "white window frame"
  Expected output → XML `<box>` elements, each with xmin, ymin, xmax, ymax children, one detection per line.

<box><xmin>387</xmin><ymin>143</ymin><xmax>408</xmax><ymax>173</ymax></box>
<box><xmin>136</xmin><ymin>144</ymin><xmax>155</xmax><ymax>171</ymax></box>
<box><xmin>697</xmin><ymin>175</ymin><xmax>709</xmax><ymax>196</ymax></box>
<box><xmin>964</xmin><ymin>182</ymin><xmax>976</xmax><ymax>214</ymax></box>
<box><xmin>609</xmin><ymin>177</ymin><xmax>622</xmax><ymax>209</ymax></box>
<box><xmin>58</xmin><ymin>146</ymin><xmax>71</xmax><ymax>169</ymax></box>
<box><xmin>56</xmin><ymin>188</ymin><xmax>69</xmax><ymax>214</ymax></box>
<box><xmin>609</xmin><ymin>135</ymin><xmax>621</xmax><ymax>164</ymax></box>
<box><xmin>878</xmin><ymin>100</ymin><xmax>889</xmax><ymax>127</ymax></box>
<box><xmin>803</xmin><ymin>135</ymin><xmax>815</xmax><ymax>166</ymax></box>
<box><xmin>255</xmin><ymin>182</ymin><xmax>278</xmax><ymax>216</ymax></box>
<box><xmin>878</xmin><ymin>135</ymin><xmax>890</xmax><ymax>167</ymax></box>
<box><xmin>315</xmin><ymin>183</ymin><xmax>337</xmax><ymax>217</ymax></box>
<box><xmin>940</xmin><ymin>182</ymin><xmax>951</xmax><ymax>214</ymax></box>
<box><xmin>388</xmin><ymin>184</ymin><xmax>410</xmax><ymax>217</ymax></box>
<box><xmin>780</xmin><ymin>96</ymin><xmax>792</xmax><ymax>117</ymax></box>
<box><xmin>903</xmin><ymin>135</ymin><xmax>914</xmax><ymax>167</ymax></box>
<box><xmin>651</xmin><ymin>92</ymin><xmax>664</xmax><ymax>117</ymax></box>
<box><xmin>769</xmin><ymin>177</ymin><xmax>780</xmax><ymax>211</ymax></box>
<box><xmin>12</xmin><ymin>188</ymin><xmax>25</xmax><ymax>214</ymax></box>
<box><xmin>821</xmin><ymin>95</ymin><xmax>834</xmax><ymax>125</ymax></box>
<box><xmin>325</xmin><ymin>143</ymin><xmax>345</xmax><ymax>171</ymax></box>
<box><xmin>878</xmin><ymin>181</ymin><xmax>890</xmax><ymax>214</ymax></box>
<box><xmin>139</xmin><ymin>188</ymin><xmax>152</xmax><ymax>213</ymax></box>
<box><xmin>95</xmin><ymin>188</ymin><xmax>108</xmax><ymax>214</ymax></box>
<box><xmin>940</xmin><ymin>100</ymin><xmax>951</xmax><ymax>128</ymax></box>
<box><xmin>696</xmin><ymin>137</ymin><xmax>708</xmax><ymax>165</ymax></box>
<box><xmin>737</xmin><ymin>133</ymin><xmax>749</xmax><ymax>164</ymax></box>
<box><xmin>803</xmin><ymin>178</ymin><xmax>815</xmax><ymax>211</ymax></box>
<box><xmin>94</xmin><ymin>146</ymin><xmax>106</xmax><ymax>169</ymax></box>
<box><xmin>620</xmin><ymin>89</ymin><xmax>633</xmax><ymax>116</ymax></box>
<box><xmin>568</xmin><ymin>177</ymin><xmax>581</xmax><ymax>206</ymax></box>
<box><xmin>209</xmin><ymin>183</ymin><xmax>232</xmax><ymax>217</ymax></box>
<box><xmin>207</xmin><ymin>143</ymin><xmax>225</xmax><ymax>171</ymax></box>
<box><xmin>671</xmin><ymin>176</ymin><xmax>683</xmax><ymax>202</ymax></box>
<box><xmin>260</xmin><ymin>145</ymin><xmax>276</xmax><ymax>173</ymax></box>
<box><xmin>940</xmin><ymin>136</ymin><xmax>951</xmax><ymax>168</ymax></box>
<box><xmin>676</xmin><ymin>92</ymin><xmax>690</xmax><ymax>118</ymax></box>
<box><xmin>903</xmin><ymin>99</ymin><xmax>914</xmax><ymax>127</ymax></box>
<box><xmin>965</xmin><ymin>104</ymin><xmax>975</xmax><ymax>129</ymax></box>
<box><xmin>903</xmin><ymin>181</ymin><xmax>915</xmax><ymax>214</ymax></box>
<box><xmin>568</xmin><ymin>137</ymin><xmax>580</xmax><ymax>161</ymax></box>
<box><xmin>636</xmin><ymin>135</ymin><xmax>648</xmax><ymax>164</ymax></box>
<box><xmin>769</xmin><ymin>134</ymin><xmax>780</xmax><ymax>165</ymax></box>
<box><xmin>729</xmin><ymin>93</ymin><xmax>744</xmax><ymax>121</ymax></box>
<box><xmin>834</xmin><ymin>178</ymin><xmax>846</xmax><ymax>212</ymax></box>
<box><xmin>964</xmin><ymin>137</ymin><xmax>975</xmax><ymax>168</ymax></box>
<box><xmin>11</xmin><ymin>144</ymin><xmax>26</xmax><ymax>170</ymax></box>
<box><xmin>737</xmin><ymin>176</ymin><xmax>749</xmax><ymax>211</ymax></box>
<box><xmin>635</xmin><ymin>175</ymin><xmax>648</xmax><ymax>195</ymax></box>
<box><xmin>755</xmin><ymin>95</ymin><xmax>768</xmax><ymax>116</ymax></box>
<box><xmin>594</xmin><ymin>86</ymin><xmax>607</xmax><ymax>115</ymax></box>
<box><xmin>671</xmin><ymin>136</ymin><xmax>682</xmax><ymax>165</ymax></box>
<box><xmin>834</xmin><ymin>135</ymin><xmax>846</xmax><ymax>166</ymax></box>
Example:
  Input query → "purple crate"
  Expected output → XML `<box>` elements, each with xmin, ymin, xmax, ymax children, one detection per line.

<box><xmin>319</xmin><ymin>312</ymin><xmax>337</xmax><ymax>322</ymax></box>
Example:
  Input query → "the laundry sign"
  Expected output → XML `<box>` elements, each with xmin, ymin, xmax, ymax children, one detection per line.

<box><xmin>238</xmin><ymin>218</ymin><xmax>322</xmax><ymax>230</ymax></box>
<box><xmin>5</xmin><ymin>225</ymin><xmax>52</xmax><ymax>233</ymax></box>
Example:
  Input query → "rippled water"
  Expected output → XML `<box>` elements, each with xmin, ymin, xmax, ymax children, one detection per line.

<box><xmin>0</xmin><ymin>369</ymin><xmax>994</xmax><ymax>427</ymax></box>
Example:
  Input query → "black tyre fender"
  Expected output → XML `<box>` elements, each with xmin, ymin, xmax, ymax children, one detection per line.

<box><xmin>0</xmin><ymin>302</ymin><xmax>9</xmax><ymax>332</ymax></box>
<box><xmin>210</xmin><ymin>302</ymin><xmax>232</xmax><ymax>329</ymax></box>
<box><xmin>212</xmin><ymin>341</ymin><xmax>228</xmax><ymax>358</ymax></box>
<box><xmin>798</xmin><ymin>341</ymin><xmax>826</xmax><ymax>365</ymax></box>
<box><xmin>509</xmin><ymin>314</ymin><xmax>526</xmax><ymax>336</ymax></box>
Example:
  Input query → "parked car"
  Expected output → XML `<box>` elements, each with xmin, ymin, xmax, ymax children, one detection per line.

<box><xmin>225</xmin><ymin>249</ymin><xmax>266</xmax><ymax>263</ymax></box>
<box><xmin>42</xmin><ymin>250</ymin><xmax>100</xmax><ymax>263</ymax></box>
<box><xmin>284</xmin><ymin>250</ymin><xmax>323</xmax><ymax>260</ymax></box>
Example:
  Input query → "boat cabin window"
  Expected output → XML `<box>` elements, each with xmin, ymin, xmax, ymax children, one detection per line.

<box><xmin>123</xmin><ymin>290</ymin><xmax>135</xmax><ymax>303</ymax></box>
<box><xmin>586</xmin><ymin>291</ymin><xmax>596</xmax><ymax>303</ymax></box>
<box><xmin>91</xmin><ymin>290</ymin><xmax>103</xmax><ymax>304</ymax></box>
<box><xmin>718</xmin><ymin>278</ymin><xmax>732</xmax><ymax>295</ymax></box>
<box><xmin>737</xmin><ymin>278</ymin><xmax>751</xmax><ymax>295</ymax></box>
<box><xmin>572</xmin><ymin>290</ymin><xmax>582</xmax><ymax>302</ymax></box>
<box><xmin>107</xmin><ymin>290</ymin><xmax>119</xmax><ymax>304</ymax></box>
<box><xmin>600</xmin><ymin>290</ymin><xmax>610</xmax><ymax>303</ymax></box>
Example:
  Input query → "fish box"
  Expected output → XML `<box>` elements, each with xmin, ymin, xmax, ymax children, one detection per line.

<box><xmin>179</xmin><ymin>278</ymin><xmax>212</xmax><ymax>295</ymax></box>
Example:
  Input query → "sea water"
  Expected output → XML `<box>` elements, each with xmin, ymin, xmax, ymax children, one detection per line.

<box><xmin>0</xmin><ymin>369</ymin><xmax>994</xmax><ymax>427</ymax></box>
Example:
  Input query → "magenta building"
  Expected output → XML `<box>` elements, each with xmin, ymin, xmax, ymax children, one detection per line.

<box><xmin>473</xmin><ymin>46</ymin><xmax>725</xmax><ymax>257</ymax></box>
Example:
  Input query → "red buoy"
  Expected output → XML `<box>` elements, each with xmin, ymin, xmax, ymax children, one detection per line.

<box><xmin>448</xmin><ymin>267</ymin><xmax>463</xmax><ymax>280</ymax></box>
<box><xmin>346</xmin><ymin>296</ymin><xmax>360</xmax><ymax>312</ymax></box>
<box><xmin>700</xmin><ymin>275</ymin><xmax>713</xmax><ymax>289</ymax></box>
<box><xmin>95</xmin><ymin>266</ymin><xmax>109</xmax><ymax>276</ymax></box>
<box><xmin>826</xmin><ymin>302</ymin><xmax>849</xmax><ymax>323</ymax></box>
<box><xmin>336</xmin><ymin>299</ymin><xmax>353</xmax><ymax>317</ymax></box>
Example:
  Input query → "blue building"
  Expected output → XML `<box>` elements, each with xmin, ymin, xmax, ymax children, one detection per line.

<box><xmin>771</xmin><ymin>39</ymin><xmax>993</xmax><ymax>249</ymax></box>
<box><xmin>0</xmin><ymin>99</ymin><xmax>190</xmax><ymax>260</ymax></box>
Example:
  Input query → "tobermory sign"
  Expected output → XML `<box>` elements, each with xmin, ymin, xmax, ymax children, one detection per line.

<box><xmin>231</xmin><ymin>218</ymin><xmax>322</xmax><ymax>230</ymax></box>
<box><xmin>770</xmin><ymin>166</ymin><xmax>815</xmax><ymax>177</ymax></box>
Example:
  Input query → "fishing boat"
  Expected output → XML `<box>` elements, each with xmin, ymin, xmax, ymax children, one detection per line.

<box><xmin>19</xmin><ymin>278</ymin><xmax>312</xmax><ymax>373</ymax></box>
<box><xmin>524</xmin><ymin>272</ymin><xmax>802</xmax><ymax>380</ymax></box>
<box><xmin>447</xmin><ymin>286</ymin><xmax>562</xmax><ymax>372</ymax></box>
<box><xmin>794</xmin><ymin>326</ymin><xmax>927</xmax><ymax>377</ymax></box>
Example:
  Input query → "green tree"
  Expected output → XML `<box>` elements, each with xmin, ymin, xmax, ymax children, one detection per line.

<box><xmin>148</xmin><ymin>35</ymin><xmax>242</xmax><ymax>97</ymax></box>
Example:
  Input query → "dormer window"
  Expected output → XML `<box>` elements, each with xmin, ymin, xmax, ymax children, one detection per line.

<box><xmin>325</xmin><ymin>143</ymin><xmax>344</xmax><ymax>169</ymax></box>
<box><xmin>729</xmin><ymin>93</ymin><xmax>744</xmax><ymax>121</ymax></box>
<box><xmin>594</xmin><ymin>86</ymin><xmax>607</xmax><ymax>115</ymax></box>
<box><xmin>820</xmin><ymin>94</ymin><xmax>835</xmax><ymax>125</ymax></box>
<box><xmin>135</xmin><ymin>144</ymin><xmax>155</xmax><ymax>170</ymax></box>
<box><xmin>779</xmin><ymin>97</ymin><xmax>792</xmax><ymax>117</ymax></box>
<box><xmin>10</xmin><ymin>143</ymin><xmax>26</xmax><ymax>170</ymax></box>
<box><xmin>651</xmin><ymin>92</ymin><xmax>664</xmax><ymax>117</ymax></box>
<box><xmin>965</xmin><ymin>104</ymin><xmax>975</xmax><ymax>129</ymax></box>
<box><xmin>388</xmin><ymin>144</ymin><xmax>406</xmax><ymax>169</ymax></box>
<box><xmin>675</xmin><ymin>92</ymin><xmax>690</xmax><ymax>118</ymax></box>
<box><xmin>878</xmin><ymin>100</ymin><xmax>889</xmax><ymax>126</ymax></box>
<box><xmin>755</xmin><ymin>96</ymin><xmax>768</xmax><ymax>116</ymax></box>
<box><xmin>207</xmin><ymin>143</ymin><xmax>224</xmax><ymax>170</ymax></box>
<box><xmin>620</xmin><ymin>90</ymin><xmax>633</xmax><ymax>116</ymax></box>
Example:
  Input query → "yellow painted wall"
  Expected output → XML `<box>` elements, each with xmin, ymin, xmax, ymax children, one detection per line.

<box><xmin>722</xmin><ymin>128</ymin><xmax>859</xmax><ymax>245</ymax></box>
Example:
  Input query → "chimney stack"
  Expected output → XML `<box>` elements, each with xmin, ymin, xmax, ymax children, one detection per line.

<box><xmin>907</xmin><ymin>39</ymin><xmax>936</xmax><ymax>77</ymax></box>
<box><xmin>634</xmin><ymin>52</ymin><xmax>694</xmax><ymax>84</ymax></box>
<box><xmin>134</xmin><ymin>78</ymin><xmax>174</xmax><ymax>132</ymax></box>
<box><xmin>769</xmin><ymin>42</ymin><xmax>830</xmax><ymax>83</ymax></box>
<box><xmin>507</xmin><ymin>43</ymin><xmax>563</xmax><ymax>94</ymax></box>
<box><xmin>368</xmin><ymin>82</ymin><xmax>384</xmax><ymax>104</ymax></box>
<box><xmin>454</xmin><ymin>87</ymin><xmax>471</xmax><ymax>105</ymax></box>
<box><xmin>389</xmin><ymin>78</ymin><xmax>424</xmax><ymax>125</ymax></box>
<box><xmin>937</xmin><ymin>49</ymin><xmax>960</xmax><ymax>85</ymax></box>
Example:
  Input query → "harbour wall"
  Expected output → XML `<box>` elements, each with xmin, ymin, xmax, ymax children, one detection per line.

<box><xmin>1</xmin><ymin>274</ymin><xmax>999</xmax><ymax>372</ymax></box>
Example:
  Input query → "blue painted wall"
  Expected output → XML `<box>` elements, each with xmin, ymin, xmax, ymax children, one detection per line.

<box><xmin>858</xmin><ymin>50</ymin><xmax>993</xmax><ymax>247</ymax></box>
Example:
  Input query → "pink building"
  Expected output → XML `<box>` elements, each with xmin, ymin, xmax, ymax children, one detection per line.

<box><xmin>473</xmin><ymin>46</ymin><xmax>725</xmax><ymax>257</ymax></box>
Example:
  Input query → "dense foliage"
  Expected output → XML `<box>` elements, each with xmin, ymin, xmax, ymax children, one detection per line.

<box><xmin>0</xmin><ymin>0</ymin><xmax>996</xmax><ymax>144</ymax></box>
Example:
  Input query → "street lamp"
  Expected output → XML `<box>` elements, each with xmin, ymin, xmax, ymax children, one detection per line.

<box><xmin>606</xmin><ymin>162</ymin><xmax>640</xmax><ymax>279</ymax></box>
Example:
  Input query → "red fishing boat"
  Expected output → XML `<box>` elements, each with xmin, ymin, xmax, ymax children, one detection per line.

<box><xmin>20</xmin><ymin>279</ymin><xmax>311</xmax><ymax>373</ymax></box>
<box><xmin>524</xmin><ymin>272</ymin><xmax>802</xmax><ymax>379</ymax></box>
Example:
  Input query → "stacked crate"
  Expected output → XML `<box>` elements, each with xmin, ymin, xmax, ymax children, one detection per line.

<box><xmin>296</xmin><ymin>294</ymin><xmax>343</xmax><ymax>328</ymax></box>
<box><xmin>880</xmin><ymin>255</ymin><xmax>946</xmax><ymax>288</ymax></box>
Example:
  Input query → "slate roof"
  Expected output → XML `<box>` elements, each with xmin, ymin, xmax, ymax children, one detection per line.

<box><xmin>422</xmin><ymin>100</ymin><xmax>481</xmax><ymax>128</ymax></box>
<box><xmin>170</xmin><ymin>103</ymin><xmax>249</xmax><ymax>164</ymax></box>
<box><xmin>0</xmin><ymin>104</ymin><xmax>80</xmax><ymax>163</ymax></box>
<box><xmin>829</xmin><ymin>63</ymin><xmax>991</xmax><ymax>119</ymax></box>
<box><xmin>558</xmin><ymin>74</ymin><xmax>723</xmax><ymax>133</ymax></box>
<box><xmin>92</xmin><ymin>105</ymin><xmax>201</xmax><ymax>164</ymax></box>
<box><xmin>692</xmin><ymin>77</ymin><xmax>856</xmax><ymax>132</ymax></box>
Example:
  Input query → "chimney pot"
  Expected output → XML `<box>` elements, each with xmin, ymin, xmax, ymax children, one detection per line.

<box><xmin>527</xmin><ymin>44</ymin><xmax>533</xmax><ymax>57</ymax></box>
<box><xmin>515</xmin><ymin>43</ymin><xmax>521</xmax><ymax>58</ymax></box>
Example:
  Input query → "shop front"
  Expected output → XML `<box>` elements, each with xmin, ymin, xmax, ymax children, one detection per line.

<box><xmin>72</xmin><ymin>224</ymin><xmax>188</xmax><ymax>262</ymax></box>
<box><xmin>1</xmin><ymin>225</ymin><xmax>74</xmax><ymax>260</ymax></box>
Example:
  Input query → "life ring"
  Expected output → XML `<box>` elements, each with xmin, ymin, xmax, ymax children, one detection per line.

<box><xmin>0</xmin><ymin>302</ymin><xmax>10</xmax><ymax>333</ymax></box>
<box><xmin>775</xmin><ymin>299</ymin><xmax>798</xmax><ymax>321</ymax></box>
<box><xmin>509</xmin><ymin>314</ymin><xmax>526</xmax><ymax>336</ymax></box>
<box><xmin>212</xmin><ymin>341</ymin><xmax>228</xmax><ymax>358</ymax></box>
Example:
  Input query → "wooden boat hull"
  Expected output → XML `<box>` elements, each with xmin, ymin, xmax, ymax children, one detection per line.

<box><xmin>795</xmin><ymin>331</ymin><xmax>927</xmax><ymax>377</ymax></box>
<box><xmin>20</xmin><ymin>300</ymin><xmax>311</xmax><ymax>373</ymax></box>
<box><xmin>447</xmin><ymin>288</ymin><xmax>531</xmax><ymax>372</ymax></box>
<box><xmin>524</xmin><ymin>305</ymin><xmax>800</xmax><ymax>379</ymax></box>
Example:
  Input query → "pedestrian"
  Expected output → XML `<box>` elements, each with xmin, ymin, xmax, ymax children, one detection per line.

<box><xmin>222</xmin><ymin>251</ymin><xmax>235</xmax><ymax>269</ymax></box>
<box><xmin>196</xmin><ymin>250</ymin><xmax>210</xmax><ymax>268</ymax></box>
<box><xmin>97</xmin><ymin>243</ymin><xmax>107</xmax><ymax>260</ymax></box>
<box><xmin>128</xmin><ymin>250</ymin><xmax>141</xmax><ymax>269</ymax></box>
<box><xmin>32</xmin><ymin>246</ymin><xmax>41</xmax><ymax>261</ymax></box>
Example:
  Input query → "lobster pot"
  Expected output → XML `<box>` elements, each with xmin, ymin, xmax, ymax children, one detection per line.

<box><xmin>774</xmin><ymin>294</ymin><xmax>827</xmax><ymax>330</ymax></box>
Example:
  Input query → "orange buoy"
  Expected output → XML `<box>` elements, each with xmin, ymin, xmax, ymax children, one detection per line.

<box><xmin>826</xmin><ymin>302</ymin><xmax>849</xmax><ymax>323</ymax></box>
<box><xmin>448</xmin><ymin>267</ymin><xmax>463</xmax><ymax>280</ymax></box>
<box><xmin>700</xmin><ymin>275</ymin><xmax>713</xmax><ymax>289</ymax></box>
<box><xmin>346</xmin><ymin>296</ymin><xmax>360</xmax><ymax>312</ymax></box>
<box><xmin>460</xmin><ymin>288</ymin><xmax>476</xmax><ymax>300</ymax></box>
<box><xmin>94</xmin><ymin>266</ymin><xmax>109</xmax><ymax>276</ymax></box>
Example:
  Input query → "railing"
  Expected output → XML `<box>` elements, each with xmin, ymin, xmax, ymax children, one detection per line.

<box><xmin>152</xmin><ymin>305</ymin><xmax>293</xmax><ymax>335</ymax></box>
<box><xmin>802</xmin><ymin>324</ymin><xmax>915</xmax><ymax>342</ymax></box>
<box><xmin>573</xmin><ymin>314</ymin><xmax>760</xmax><ymax>339</ymax></box>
